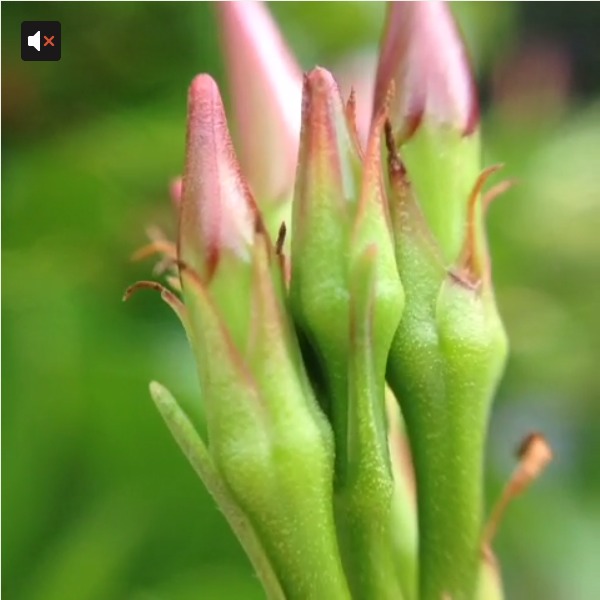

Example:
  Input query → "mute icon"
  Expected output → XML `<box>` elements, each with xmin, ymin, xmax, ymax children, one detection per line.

<box><xmin>21</xmin><ymin>21</ymin><xmax>61</xmax><ymax>61</ymax></box>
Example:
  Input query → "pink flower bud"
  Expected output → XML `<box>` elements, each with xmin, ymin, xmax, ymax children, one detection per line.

<box><xmin>179</xmin><ymin>74</ymin><xmax>258</xmax><ymax>281</ymax></box>
<box><xmin>373</xmin><ymin>1</ymin><xmax>478</xmax><ymax>141</ymax></box>
<box><xmin>293</xmin><ymin>67</ymin><xmax>360</xmax><ymax>227</ymax></box>
<box><xmin>216</xmin><ymin>2</ymin><xmax>302</xmax><ymax>204</ymax></box>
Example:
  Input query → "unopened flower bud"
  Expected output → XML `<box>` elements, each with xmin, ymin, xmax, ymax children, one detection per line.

<box><xmin>216</xmin><ymin>1</ymin><xmax>302</xmax><ymax>213</ymax></box>
<box><xmin>179</xmin><ymin>74</ymin><xmax>257</xmax><ymax>282</ymax></box>
<box><xmin>290</xmin><ymin>67</ymin><xmax>405</xmax><ymax>598</ymax></box>
<box><xmin>374</xmin><ymin>1</ymin><xmax>478</xmax><ymax>140</ymax></box>
<box><xmin>374</xmin><ymin>1</ymin><xmax>481</xmax><ymax>262</ymax></box>
<box><xmin>133</xmin><ymin>73</ymin><xmax>351</xmax><ymax>599</ymax></box>
<box><xmin>385</xmin><ymin>129</ymin><xmax>508</xmax><ymax>600</ymax></box>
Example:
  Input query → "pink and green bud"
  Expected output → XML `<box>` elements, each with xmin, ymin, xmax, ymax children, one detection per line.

<box><xmin>373</xmin><ymin>1</ymin><xmax>478</xmax><ymax>140</ymax></box>
<box><xmin>216</xmin><ymin>1</ymin><xmax>302</xmax><ymax>221</ymax></box>
<box><xmin>179</xmin><ymin>74</ymin><xmax>257</xmax><ymax>280</ymax></box>
<box><xmin>375</xmin><ymin>6</ymin><xmax>515</xmax><ymax>586</ymax></box>
<box><xmin>135</xmin><ymin>73</ymin><xmax>351</xmax><ymax>600</ymax></box>
<box><xmin>374</xmin><ymin>1</ymin><xmax>481</xmax><ymax>263</ymax></box>
<box><xmin>290</xmin><ymin>67</ymin><xmax>405</xmax><ymax>599</ymax></box>
<box><xmin>290</xmin><ymin>68</ymin><xmax>362</xmax><ymax>407</ymax></box>
<box><xmin>178</xmin><ymin>74</ymin><xmax>260</xmax><ymax>349</ymax></box>
<box><xmin>384</xmin><ymin>128</ymin><xmax>508</xmax><ymax>600</ymax></box>
<box><xmin>290</xmin><ymin>68</ymin><xmax>403</xmax><ymax>466</ymax></box>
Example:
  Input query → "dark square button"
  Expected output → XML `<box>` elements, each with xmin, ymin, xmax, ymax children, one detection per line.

<box><xmin>21</xmin><ymin>21</ymin><xmax>61</xmax><ymax>61</ymax></box>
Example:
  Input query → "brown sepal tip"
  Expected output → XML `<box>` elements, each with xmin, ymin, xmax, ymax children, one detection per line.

<box><xmin>344</xmin><ymin>87</ymin><xmax>365</xmax><ymax>159</ymax></box>
<box><xmin>122</xmin><ymin>280</ymin><xmax>184</xmax><ymax>313</ymax></box>
<box><xmin>456</xmin><ymin>164</ymin><xmax>505</xmax><ymax>287</ymax></box>
<box><xmin>275</xmin><ymin>221</ymin><xmax>287</xmax><ymax>256</ymax></box>
<box><xmin>130</xmin><ymin>240</ymin><xmax>177</xmax><ymax>263</ymax></box>
<box><xmin>483</xmin><ymin>431</ymin><xmax>553</xmax><ymax>547</ymax></box>
<box><xmin>384</xmin><ymin>119</ymin><xmax>407</xmax><ymax>179</ymax></box>
<box><xmin>483</xmin><ymin>178</ymin><xmax>518</xmax><ymax>212</ymax></box>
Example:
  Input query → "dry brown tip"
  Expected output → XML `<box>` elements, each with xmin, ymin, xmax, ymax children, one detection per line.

<box><xmin>482</xmin><ymin>179</ymin><xmax>518</xmax><ymax>212</ymax></box>
<box><xmin>275</xmin><ymin>221</ymin><xmax>287</xmax><ymax>256</ymax></box>
<box><xmin>384</xmin><ymin>119</ymin><xmax>397</xmax><ymax>161</ymax></box>
<box><xmin>130</xmin><ymin>240</ymin><xmax>177</xmax><ymax>263</ymax></box>
<box><xmin>122</xmin><ymin>280</ymin><xmax>180</xmax><ymax>307</ymax></box>
<box><xmin>346</xmin><ymin>87</ymin><xmax>357</xmax><ymax>115</ymax></box>
<box><xmin>384</xmin><ymin>118</ymin><xmax>407</xmax><ymax>179</ymax></box>
<box><xmin>344</xmin><ymin>87</ymin><xmax>365</xmax><ymax>159</ymax></box>
<box><xmin>514</xmin><ymin>432</ymin><xmax>554</xmax><ymax>493</ymax></box>
<box><xmin>483</xmin><ymin>431</ymin><xmax>553</xmax><ymax>547</ymax></box>
<box><xmin>459</xmin><ymin>164</ymin><xmax>505</xmax><ymax>286</ymax></box>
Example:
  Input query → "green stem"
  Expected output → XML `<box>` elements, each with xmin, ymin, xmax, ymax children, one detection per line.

<box><xmin>389</xmin><ymin>363</ymin><xmax>487</xmax><ymax>600</ymax></box>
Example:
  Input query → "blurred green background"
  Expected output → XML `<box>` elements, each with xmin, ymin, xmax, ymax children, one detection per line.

<box><xmin>3</xmin><ymin>2</ymin><xmax>600</xmax><ymax>599</ymax></box>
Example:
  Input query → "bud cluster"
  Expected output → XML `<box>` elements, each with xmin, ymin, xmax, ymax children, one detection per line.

<box><xmin>126</xmin><ymin>3</ymin><xmax>549</xmax><ymax>600</ymax></box>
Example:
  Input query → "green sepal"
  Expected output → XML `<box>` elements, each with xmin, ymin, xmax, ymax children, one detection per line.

<box><xmin>239</xmin><ymin>233</ymin><xmax>351</xmax><ymax>600</ymax></box>
<box><xmin>350</xmin><ymin>110</ymin><xmax>405</xmax><ymax>382</ymax></box>
<box><xmin>203</xmin><ymin>252</ymin><xmax>255</xmax><ymax>353</ymax></box>
<box><xmin>289</xmin><ymin>68</ymin><xmax>363</xmax><ymax>476</ymax></box>
<box><xmin>180</xmin><ymin>268</ymin><xmax>268</xmax><ymax>464</ymax></box>
<box><xmin>400</xmin><ymin>124</ymin><xmax>481</xmax><ymax>264</ymax></box>
<box><xmin>387</xmin><ymin>397</ymin><xmax>418</xmax><ymax>600</ymax></box>
<box><xmin>148</xmin><ymin>381</ymin><xmax>286</xmax><ymax>600</ymax></box>
<box><xmin>245</xmin><ymin>231</ymin><xmax>325</xmax><ymax>430</ymax></box>
<box><xmin>333</xmin><ymin>245</ymin><xmax>405</xmax><ymax>600</ymax></box>
<box><xmin>181</xmin><ymin>240</ymin><xmax>351</xmax><ymax>600</ymax></box>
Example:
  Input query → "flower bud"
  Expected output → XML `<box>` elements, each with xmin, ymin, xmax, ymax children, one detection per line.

<box><xmin>179</xmin><ymin>74</ymin><xmax>257</xmax><ymax>279</ymax></box>
<box><xmin>290</xmin><ymin>67</ymin><xmax>405</xmax><ymax>598</ymax></box>
<box><xmin>178</xmin><ymin>74</ymin><xmax>260</xmax><ymax>348</ymax></box>
<box><xmin>136</xmin><ymin>73</ymin><xmax>352</xmax><ymax>599</ymax></box>
<box><xmin>290</xmin><ymin>69</ymin><xmax>361</xmax><ymax>395</ymax></box>
<box><xmin>291</xmin><ymin>68</ymin><xmax>403</xmax><ymax>467</ymax></box>
<box><xmin>373</xmin><ymin>1</ymin><xmax>481</xmax><ymax>262</ymax></box>
<box><xmin>216</xmin><ymin>1</ymin><xmax>302</xmax><ymax>213</ymax></box>
<box><xmin>384</xmin><ymin>132</ymin><xmax>508</xmax><ymax>600</ymax></box>
<box><xmin>374</xmin><ymin>1</ymin><xmax>478</xmax><ymax>140</ymax></box>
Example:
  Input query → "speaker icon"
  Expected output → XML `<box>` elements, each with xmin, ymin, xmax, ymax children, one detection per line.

<box><xmin>28</xmin><ymin>30</ymin><xmax>41</xmax><ymax>51</ymax></box>
<box><xmin>21</xmin><ymin>21</ymin><xmax>61</xmax><ymax>61</ymax></box>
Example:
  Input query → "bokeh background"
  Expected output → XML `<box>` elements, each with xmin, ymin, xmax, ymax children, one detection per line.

<box><xmin>3</xmin><ymin>2</ymin><xmax>600</xmax><ymax>599</ymax></box>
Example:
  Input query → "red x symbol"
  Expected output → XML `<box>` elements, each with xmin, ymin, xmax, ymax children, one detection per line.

<box><xmin>43</xmin><ymin>35</ymin><xmax>54</xmax><ymax>47</ymax></box>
